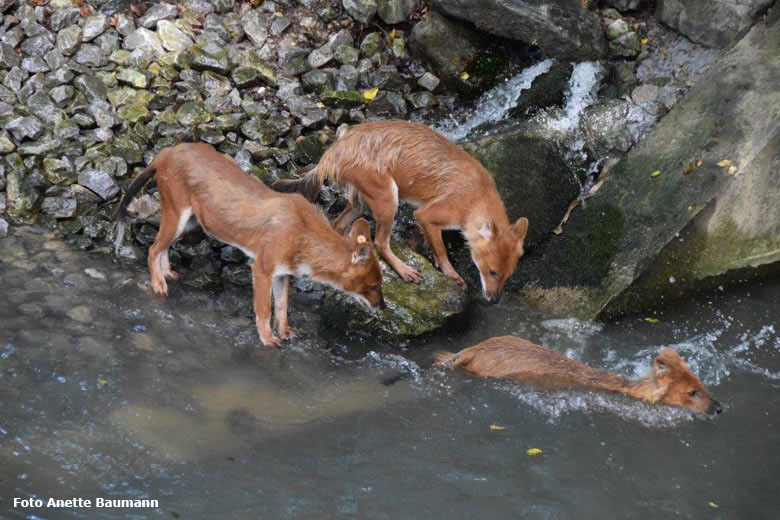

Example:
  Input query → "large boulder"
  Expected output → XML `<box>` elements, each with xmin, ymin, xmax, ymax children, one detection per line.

<box><xmin>432</xmin><ymin>0</ymin><xmax>606</xmax><ymax>60</ymax></box>
<box><xmin>518</xmin><ymin>13</ymin><xmax>780</xmax><ymax>319</ymax></box>
<box><xmin>657</xmin><ymin>0</ymin><xmax>774</xmax><ymax>48</ymax></box>
<box><xmin>322</xmin><ymin>244</ymin><xmax>467</xmax><ymax>339</ymax></box>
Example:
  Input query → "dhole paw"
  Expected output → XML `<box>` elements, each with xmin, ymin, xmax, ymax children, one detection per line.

<box><xmin>151</xmin><ymin>278</ymin><xmax>168</xmax><ymax>297</ymax></box>
<box><xmin>261</xmin><ymin>335</ymin><xmax>283</xmax><ymax>348</ymax></box>
<box><xmin>279</xmin><ymin>327</ymin><xmax>298</xmax><ymax>340</ymax></box>
<box><xmin>164</xmin><ymin>270</ymin><xmax>179</xmax><ymax>280</ymax></box>
<box><xmin>399</xmin><ymin>265</ymin><xmax>423</xmax><ymax>284</ymax></box>
<box><xmin>448</xmin><ymin>273</ymin><xmax>467</xmax><ymax>290</ymax></box>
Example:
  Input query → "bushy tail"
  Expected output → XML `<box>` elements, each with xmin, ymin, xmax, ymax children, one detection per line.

<box><xmin>434</xmin><ymin>348</ymin><xmax>476</xmax><ymax>369</ymax></box>
<box><xmin>114</xmin><ymin>165</ymin><xmax>156</xmax><ymax>255</ymax></box>
<box><xmin>271</xmin><ymin>166</ymin><xmax>322</xmax><ymax>201</ymax></box>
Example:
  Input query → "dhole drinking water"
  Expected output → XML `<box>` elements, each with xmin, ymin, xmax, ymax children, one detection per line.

<box><xmin>273</xmin><ymin>120</ymin><xmax>529</xmax><ymax>304</ymax></box>
<box><xmin>435</xmin><ymin>336</ymin><xmax>723</xmax><ymax>415</ymax></box>
<box><xmin>115</xmin><ymin>142</ymin><xmax>385</xmax><ymax>348</ymax></box>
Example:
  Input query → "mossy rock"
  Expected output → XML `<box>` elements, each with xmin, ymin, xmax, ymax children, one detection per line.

<box><xmin>319</xmin><ymin>90</ymin><xmax>366</xmax><ymax>108</ymax></box>
<box><xmin>322</xmin><ymin>244</ymin><xmax>467</xmax><ymax>339</ymax></box>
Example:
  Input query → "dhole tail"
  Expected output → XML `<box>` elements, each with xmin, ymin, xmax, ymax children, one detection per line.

<box><xmin>114</xmin><ymin>165</ymin><xmax>156</xmax><ymax>255</ymax></box>
<box><xmin>271</xmin><ymin>166</ymin><xmax>321</xmax><ymax>201</ymax></box>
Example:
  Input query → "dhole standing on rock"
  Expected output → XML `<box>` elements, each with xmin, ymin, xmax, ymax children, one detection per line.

<box><xmin>274</xmin><ymin>120</ymin><xmax>529</xmax><ymax>304</ymax></box>
<box><xmin>436</xmin><ymin>336</ymin><xmax>723</xmax><ymax>415</ymax></box>
<box><xmin>115</xmin><ymin>143</ymin><xmax>385</xmax><ymax>348</ymax></box>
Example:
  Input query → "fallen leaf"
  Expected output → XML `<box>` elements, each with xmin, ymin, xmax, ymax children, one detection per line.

<box><xmin>717</xmin><ymin>159</ymin><xmax>731</xmax><ymax>167</ymax></box>
<box><xmin>661</xmin><ymin>48</ymin><xmax>668</xmax><ymax>57</ymax></box>
<box><xmin>526</xmin><ymin>448</ymin><xmax>543</xmax><ymax>456</ymax></box>
<box><xmin>489</xmin><ymin>424</ymin><xmax>506</xmax><ymax>431</ymax></box>
<box><xmin>645</xmin><ymin>317</ymin><xmax>660</xmax><ymax>324</ymax></box>
<box><xmin>362</xmin><ymin>87</ymin><xmax>379</xmax><ymax>101</ymax></box>
<box><xmin>460</xmin><ymin>71</ymin><xmax>470</xmax><ymax>81</ymax></box>
<box><xmin>682</xmin><ymin>158</ymin><xmax>702</xmax><ymax>175</ymax></box>
<box><xmin>688</xmin><ymin>203</ymin><xmax>698</xmax><ymax>211</ymax></box>
<box><xmin>316</xmin><ymin>102</ymin><xmax>325</xmax><ymax>108</ymax></box>
<box><xmin>728</xmin><ymin>165</ymin><xmax>738</xmax><ymax>175</ymax></box>
<box><xmin>650</xmin><ymin>170</ymin><xmax>661</xmax><ymax>178</ymax></box>
<box><xmin>98</xmin><ymin>378</ymin><xmax>109</xmax><ymax>386</ymax></box>
<box><xmin>640</xmin><ymin>38</ymin><xmax>649</xmax><ymax>45</ymax></box>
<box><xmin>708</xmin><ymin>502</ymin><xmax>719</xmax><ymax>509</ymax></box>
<box><xmin>389</xmin><ymin>28</ymin><xmax>397</xmax><ymax>41</ymax></box>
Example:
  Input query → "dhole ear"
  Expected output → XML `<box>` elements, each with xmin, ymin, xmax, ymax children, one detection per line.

<box><xmin>349</xmin><ymin>218</ymin><xmax>372</xmax><ymax>264</ymax></box>
<box><xmin>477</xmin><ymin>218</ymin><xmax>493</xmax><ymax>241</ymax></box>
<box><xmin>512</xmin><ymin>217</ymin><xmax>529</xmax><ymax>254</ymax></box>
<box><xmin>653</xmin><ymin>355</ymin><xmax>671</xmax><ymax>379</ymax></box>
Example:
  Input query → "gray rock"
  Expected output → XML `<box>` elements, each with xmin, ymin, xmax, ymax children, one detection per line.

<box><xmin>78</xmin><ymin>169</ymin><xmax>119</xmax><ymax>200</ymax></box>
<box><xmin>6</xmin><ymin>116</ymin><xmax>45</xmax><ymax>141</ymax></box>
<box><xmin>17</xmin><ymin>136</ymin><xmax>61</xmax><ymax>156</ymax></box>
<box><xmin>240</xmin><ymin>116</ymin><xmax>289</xmax><ymax>144</ymax></box>
<box><xmin>334</xmin><ymin>44</ymin><xmax>359</xmax><ymax>67</ymax></box>
<box><xmin>115</xmin><ymin>14</ymin><xmax>135</xmax><ymax>36</ymax></box>
<box><xmin>417</xmin><ymin>71</ymin><xmax>440</xmax><ymax>91</ymax></box>
<box><xmin>377</xmin><ymin>0</ymin><xmax>419</xmax><ymax>24</ymax></box>
<box><xmin>116</xmin><ymin>68</ymin><xmax>147</xmax><ymax>88</ymax></box>
<box><xmin>41</xmin><ymin>197</ymin><xmax>78</xmax><ymax>218</ymax></box>
<box><xmin>432</xmin><ymin>0</ymin><xmax>606</xmax><ymax>60</ymax></box>
<box><xmin>241</xmin><ymin>9</ymin><xmax>268</xmax><ymax>47</ymax></box>
<box><xmin>610</xmin><ymin>31</ymin><xmax>641</xmax><ymax>58</ymax></box>
<box><xmin>74</xmin><ymin>44</ymin><xmax>108</xmax><ymax>67</ymax></box>
<box><xmin>657</xmin><ymin>0</ymin><xmax>774</xmax><ymax>48</ymax></box>
<box><xmin>156</xmin><ymin>20</ymin><xmax>193</xmax><ymax>52</ymax></box>
<box><xmin>56</xmin><ymin>25</ymin><xmax>82</xmax><ymax>56</ymax></box>
<box><xmin>88</xmin><ymin>99</ymin><xmax>122</xmax><ymax>128</ymax></box>
<box><xmin>0</xmin><ymin>219</ymin><xmax>7</xmax><ymax>238</ymax></box>
<box><xmin>50</xmin><ymin>7</ymin><xmax>82</xmax><ymax>32</ymax></box>
<box><xmin>138</xmin><ymin>2</ymin><xmax>178</xmax><ymax>29</ymax></box>
<box><xmin>73</xmin><ymin>74</ymin><xmax>108</xmax><ymax>101</ymax></box>
<box><xmin>21</xmin><ymin>56</ymin><xmax>49</xmax><ymax>73</ymax></box>
<box><xmin>366</xmin><ymin>91</ymin><xmax>407</xmax><ymax>116</ymax></box>
<box><xmin>301</xmin><ymin>69</ymin><xmax>334</xmax><ymax>93</ymax></box>
<box><xmin>605</xmin><ymin>0</ymin><xmax>642</xmax><ymax>9</ymax></box>
<box><xmin>21</xmin><ymin>35</ymin><xmax>55</xmax><ymax>57</ymax></box>
<box><xmin>44</xmin><ymin>48</ymin><xmax>67</xmax><ymax>70</ymax></box>
<box><xmin>579</xmin><ymin>99</ymin><xmax>664</xmax><ymax>156</ymax></box>
<box><xmin>26</xmin><ymin>91</ymin><xmax>59</xmax><ymax>124</ymax></box>
<box><xmin>188</xmin><ymin>41</ymin><xmax>231</xmax><ymax>74</ymax></box>
<box><xmin>123</xmin><ymin>27</ymin><xmax>165</xmax><ymax>56</ymax></box>
<box><xmin>360</xmin><ymin>32</ymin><xmax>383</xmax><ymax>57</ymax></box>
<box><xmin>83</xmin><ymin>14</ymin><xmax>110</xmax><ymax>42</ymax></box>
<box><xmin>605</xmin><ymin>19</ymin><xmax>630</xmax><ymax>41</ymax></box>
<box><xmin>343</xmin><ymin>0</ymin><xmax>377</xmax><ymax>24</ymax></box>
<box><xmin>0</xmin><ymin>43</ymin><xmax>20</xmax><ymax>69</ymax></box>
<box><xmin>269</xmin><ymin>15</ymin><xmax>290</xmax><ymax>36</ymax></box>
<box><xmin>406</xmin><ymin>90</ymin><xmax>436</xmax><ymax>108</ymax></box>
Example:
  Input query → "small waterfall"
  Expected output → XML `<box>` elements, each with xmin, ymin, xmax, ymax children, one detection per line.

<box><xmin>435</xmin><ymin>58</ymin><xmax>554</xmax><ymax>141</ymax></box>
<box><xmin>541</xmin><ymin>61</ymin><xmax>602</xmax><ymax>134</ymax></box>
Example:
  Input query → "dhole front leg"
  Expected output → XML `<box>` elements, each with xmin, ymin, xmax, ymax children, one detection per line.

<box><xmin>415</xmin><ymin>208</ymin><xmax>467</xmax><ymax>290</ymax></box>
<box><xmin>251</xmin><ymin>263</ymin><xmax>282</xmax><ymax>348</ymax></box>
<box><xmin>147</xmin><ymin>208</ymin><xmax>185</xmax><ymax>297</ymax></box>
<box><xmin>272</xmin><ymin>275</ymin><xmax>297</xmax><ymax>340</ymax></box>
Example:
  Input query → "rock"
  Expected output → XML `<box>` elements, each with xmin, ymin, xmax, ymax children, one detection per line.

<box><xmin>461</xmin><ymin>123</ymin><xmax>579</xmax><ymax>249</ymax></box>
<box><xmin>605</xmin><ymin>19</ymin><xmax>630</xmax><ymax>41</ymax></box>
<box><xmin>319</xmin><ymin>90</ymin><xmax>366</xmax><ymax>108</ymax></box>
<box><xmin>406</xmin><ymin>90</ymin><xmax>436</xmax><ymax>108</ymax></box>
<box><xmin>89</xmin><ymin>99</ymin><xmax>122</xmax><ymax>128</ymax></box>
<box><xmin>409</xmin><ymin>10</ymin><xmax>509</xmax><ymax>95</ymax></box>
<box><xmin>343</xmin><ymin>0</ymin><xmax>377</xmax><ymax>24</ymax></box>
<box><xmin>0</xmin><ymin>133</ymin><xmax>14</xmax><ymax>153</ymax></box>
<box><xmin>657</xmin><ymin>0</ymin><xmax>774</xmax><ymax>48</ymax></box>
<box><xmin>269</xmin><ymin>15</ymin><xmax>291</xmax><ymax>36</ymax></box>
<box><xmin>116</xmin><ymin>68</ymin><xmax>148</xmax><ymax>88</ymax></box>
<box><xmin>156</xmin><ymin>20</ymin><xmax>193</xmax><ymax>52</ymax></box>
<box><xmin>118</xmin><ymin>102</ymin><xmax>151</xmax><ymax>123</ymax></box>
<box><xmin>579</xmin><ymin>99</ymin><xmax>665</xmax><ymax>157</ymax></box>
<box><xmin>432</xmin><ymin>0</ymin><xmax>606</xmax><ymax>61</ymax></box>
<box><xmin>416</xmin><ymin>72</ymin><xmax>440</xmax><ymax>92</ymax></box>
<box><xmin>78</xmin><ymin>169</ymin><xmax>119</xmax><ymax>200</ymax></box>
<box><xmin>520</xmin><ymin>15</ymin><xmax>780</xmax><ymax>318</ymax></box>
<box><xmin>73</xmin><ymin>74</ymin><xmax>108</xmax><ymax>101</ymax></box>
<box><xmin>17</xmin><ymin>137</ymin><xmax>61</xmax><ymax>156</ymax></box>
<box><xmin>360</xmin><ymin>32</ymin><xmax>383</xmax><ymax>57</ymax></box>
<box><xmin>138</xmin><ymin>2</ymin><xmax>178</xmax><ymax>28</ymax></box>
<box><xmin>334</xmin><ymin>44</ymin><xmax>359</xmax><ymax>67</ymax></box>
<box><xmin>241</xmin><ymin>9</ymin><xmax>268</xmax><ymax>47</ymax></box>
<box><xmin>123</xmin><ymin>28</ymin><xmax>165</xmax><ymax>56</ymax></box>
<box><xmin>0</xmin><ymin>43</ymin><xmax>20</xmax><ymax>68</ymax></box>
<box><xmin>509</xmin><ymin>61</ymin><xmax>572</xmax><ymax>117</ymax></box>
<box><xmin>6</xmin><ymin>116</ymin><xmax>45</xmax><ymax>141</ymax></box>
<box><xmin>56</xmin><ymin>25</ymin><xmax>82</xmax><ymax>56</ymax></box>
<box><xmin>21</xmin><ymin>56</ymin><xmax>49</xmax><ymax>73</ymax></box>
<box><xmin>610</xmin><ymin>31</ymin><xmax>641</xmax><ymax>58</ymax></box>
<box><xmin>75</xmin><ymin>44</ymin><xmax>108</xmax><ymax>67</ymax></box>
<box><xmin>0</xmin><ymin>219</ymin><xmax>7</xmax><ymax>238</ymax></box>
<box><xmin>41</xmin><ymin>197</ymin><xmax>78</xmax><ymax>218</ymax></box>
<box><xmin>50</xmin><ymin>7</ymin><xmax>82</xmax><ymax>32</ymax></box>
<box><xmin>301</xmin><ymin>69</ymin><xmax>334</xmax><ymax>93</ymax></box>
<box><xmin>240</xmin><ymin>116</ymin><xmax>289</xmax><ymax>144</ymax></box>
<box><xmin>5</xmin><ymin>168</ymin><xmax>40</xmax><ymax>220</ymax></box>
<box><xmin>188</xmin><ymin>41</ymin><xmax>231</xmax><ymax>74</ymax></box>
<box><xmin>366</xmin><ymin>91</ymin><xmax>407</xmax><ymax>116</ymax></box>
<box><xmin>20</xmin><ymin>35</ymin><xmax>55</xmax><ymax>57</ymax></box>
<box><xmin>377</xmin><ymin>0</ymin><xmax>419</xmax><ymax>24</ymax></box>
<box><xmin>606</xmin><ymin>0</ymin><xmax>642</xmax><ymax>10</ymax></box>
<box><xmin>176</xmin><ymin>101</ymin><xmax>212</xmax><ymax>126</ymax></box>
<box><xmin>67</xmin><ymin>305</ymin><xmax>93</xmax><ymax>323</ymax></box>
<box><xmin>323</xmin><ymin>244</ymin><xmax>467</xmax><ymax>338</ymax></box>
<box><xmin>83</xmin><ymin>14</ymin><xmax>110</xmax><ymax>41</ymax></box>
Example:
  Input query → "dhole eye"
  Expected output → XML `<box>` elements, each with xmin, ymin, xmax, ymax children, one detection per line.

<box><xmin>489</xmin><ymin>270</ymin><xmax>498</xmax><ymax>277</ymax></box>
<box><xmin>688</xmin><ymin>390</ymin><xmax>697</xmax><ymax>397</ymax></box>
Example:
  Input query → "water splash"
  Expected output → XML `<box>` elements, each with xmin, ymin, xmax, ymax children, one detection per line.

<box><xmin>541</xmin><ymin>61</ymin><xmax>603</xmax><ymax>134</ymax></box>
<box><xmin>436</xmin><ymin>59</ymin><xmax>554</xmax><ymax>141</ymax></box>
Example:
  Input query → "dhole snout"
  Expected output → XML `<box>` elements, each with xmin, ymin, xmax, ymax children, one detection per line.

<box><xmin>436</xmin><ymin>336</ymin><xmax>722</xmax><ymax>415</ymax></box>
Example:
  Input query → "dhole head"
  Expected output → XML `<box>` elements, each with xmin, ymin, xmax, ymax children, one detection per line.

<box><xmin>470</xmin><ymin>217</ymin><xmax>529</xmax><ymax>304</ymax></box>
<box><xmin>338</xmin><ymin>218</ymin><xmax>385</xmax><ymax>310</ymax></box>
<box><xmin>651</xmin><ymin>348</ymin><xmax>722</xmax><ymax>415</ymax></box>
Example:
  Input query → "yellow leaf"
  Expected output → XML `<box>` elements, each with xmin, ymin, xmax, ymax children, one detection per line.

<box><xmin>460</xmin><ymin>71</ymin><xmax>470</xmax><ymax>80</ymax></box>
<box><xmin>389</xmin><ymin>28</ymin><xmax>397</xmax><ymax>41</ymax></box>
<box><xmin>98</xmin><ymin>379</ymin><xmax>109</xmax><ymax>386</ymax></box>
<box><xmin>362</xmin><ymin>87</ymin><xmax>379</xmax><ymax>100</ymax></box>
<box><xmin>490</xmin><ymin>424</ymin><xmax>506</xmax><ymax>431</ymax></box>
<box><xmin>640</xmin><ymin>38</ymin><xmax>648</xmax><ymax>45</ymax></box>
<box><xmin>645</xmin><ymin>317</ymin><xmax>660</xmax><ymax>324</ymax></box>
<box><xmin>316</xmin><ymin>102</ymin><xmax>325</xmax><ymax>108</ymax></box>
<box><xmin>531</xmin><ymin>38</ymin><xmax>538</xmax><ymax>46</ymax></box>
<box><xmin>717</xmin><ymin>159</ymin><xmax>731</xmax><ymax>167</ymax></box>
<box><xmin>650</xmin><ymin>170</ymin><xmax>661</xmax><ymax>178</ymax></box>
<box><xmin>526</xmin><ymin>448</ymin><xmax>543</xmax><ymax>456</ymax></box>
<box><xmin>708</xmin><ymin>502</ymin><xmax>719</xmax><ymax>509</ymax></box>
<box><xmin>728</xmin><ymin>165</ymin><xmax>738</xmax><ymax>175</ymax></box>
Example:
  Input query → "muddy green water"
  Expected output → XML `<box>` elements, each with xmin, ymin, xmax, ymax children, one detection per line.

<box><xmin>1</xmin><ymin>226</ymin><xmax>778</xmax><ymax>519</ymax></box>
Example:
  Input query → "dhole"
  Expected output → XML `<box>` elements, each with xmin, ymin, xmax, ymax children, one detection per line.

<box><xmin>273</xmin><ymin>120</ymin><xmax>529</xmax><ymax>303</ymax></box>
<box><xmin>435</xmin><ymin>336</ymin><xmax>723</xmax><ymax>415</ymax></box>
<box><xmin>115</xmin><ymin>143</ymin><xmax>385</xmax><ymax>348</ymax></box>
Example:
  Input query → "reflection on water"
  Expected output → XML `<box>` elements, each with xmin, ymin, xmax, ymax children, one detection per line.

<box><xmin>1</xmin><ymin>226</ymin><xmax>779</xmax><ymax>518</ymax></box>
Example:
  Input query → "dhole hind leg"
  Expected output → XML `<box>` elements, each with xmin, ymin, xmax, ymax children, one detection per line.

<box><xmin>272</xmin><ymin>275</ymin><xmax>296</xmax><ymax>340</ymax></box>
<box><xmin>147</xmin><ymin>206</ymin><xmax>191</xmax><ymax>297</ymax></box>
<box><xmin>415</xmin><ymin>205</ymin><xmax>467</xmax><ymax>290</ymax></box>
<box><xmin>363</xmin><ymin>181</ymin><xmax>422</xmax><ymax>284</ymax></box>
<box><xmin>251</xmin><ymin>262</ymin><xmax>282</xmax><ymax>348</ymax></box>
<box><xmin>332</xmin><ymin>197</ymin><xmax>365</xmax><ymax>235</ymax></box>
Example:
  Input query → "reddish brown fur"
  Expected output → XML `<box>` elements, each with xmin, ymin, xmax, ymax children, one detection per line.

<box><xmin>118</xmin><ymin>143</ymin><xmax>384</xmax><ymax>348</ymax></box>
<box><xmin>436</xmin><ymin>336</ymin><xmax>722</xmax><ymax>415</ymax></box>
<box><xmin>277</xmin><ymin>120</ymin><xmax>529</xmax><ymax>303</ymax></box>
